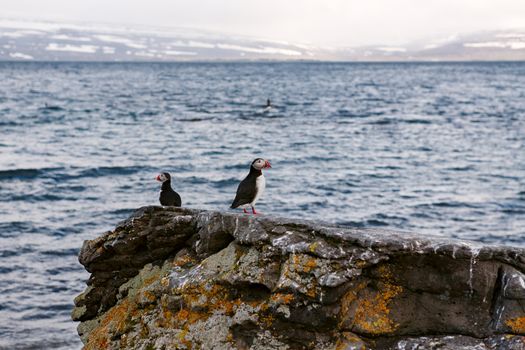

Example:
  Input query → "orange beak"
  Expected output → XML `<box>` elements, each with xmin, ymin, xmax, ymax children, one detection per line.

<box><xmin>155</xmin><ymin>175</ymin><xmax>161</xmax><ymax>181</ymax></box>
<box><xmin>264</xmin><ymin>160</ymin><xmax>272</xmax><ymax>169</ymax></box>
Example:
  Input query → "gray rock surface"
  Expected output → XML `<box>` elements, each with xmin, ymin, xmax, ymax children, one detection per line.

<box><xmin>73</xmin><ymin>206</ymin><xmax>525</xmax><ymax>349</ymax></box>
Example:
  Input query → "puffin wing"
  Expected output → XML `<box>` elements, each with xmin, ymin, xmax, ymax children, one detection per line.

<box><xmin>230</xmin><ymin>176</ymin><xmax>256</xmax><ymax>208</ymax></box>
<box><xmin>161</xmin><ymin>189</ymin><xmax>182</xmax><ymax>207</ymax></box>
<box><xmin>172</xmin><ymin>191</ymin><xmax>182</xmax><ymax>207</ymax></box>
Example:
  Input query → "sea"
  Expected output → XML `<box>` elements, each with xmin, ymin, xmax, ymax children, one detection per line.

<box><xmin>0</xmin><ymin>61</ymin><xmax>524</xmax><ymax>349</ymax></box>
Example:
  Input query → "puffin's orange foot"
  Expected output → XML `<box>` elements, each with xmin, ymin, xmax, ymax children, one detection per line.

<box><xmin>243</xmin><ymin>208</ymin><xmax>248</xmax><ymax>214</ymax></box>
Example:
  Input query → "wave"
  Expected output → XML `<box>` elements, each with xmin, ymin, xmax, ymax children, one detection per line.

<box><xmin>0</xmin><ymin>165</ymin><xmax>153</xmax><ymax>183</ymax></box>
<box><xmin>367</xmin><ymin>116</ymin><xmax>435</xmax><ymax>125</ymax></box>
<box><xmin>404</xmin><ymin>119</ymin><xmax>432</xmax><ymax>124</ymax></box>
<box><xmin>76</xmin><ymin>165</ymin><xmax>146</xmax><ymax>178</ymax></box>
<box><xmin>40</xmin><ymin>248</ymin><xmax>79</xmax><ymax>257</ymax></box>
<box><xmin>335</xmin><ymin>110</ymin><xmax>385</xmax><ymax>118</ymax></box>
<box><xmin>8</xmin><ymin>193</ymin><xmax>65</xmax><ymax>202</ymax></box>
<box><xmin>367</xmin><ymin>118</ymin><xmax>394</xmax><ymax>125</ymax></box>
<box><xmin>365</xmin><ymin>219</ymin><xmax>390</xmax><ymax>227</ymax></box>
<box><xmin>38</xmin><ymin>105</ymin><xmax>65</xmax><ymax>112</ymax></box>
<box><xmin>0</xmin><ymin>120</ymin><xmax>21</xmax><ymax>127</ymax></box>
<box><xmin>501</xmin><ymin>208</ymin><xmax>525</xmax><ymax>215</ymax></box>
<box><xmin>416</xmin><ymin>201</ymin><xmax>481</xmax><ymax>209</ymax></box>
<box><xmin>174</xmin><ymin>117</ymin><xmax>214</xmax><ymax>122</ymax></box>
<box><xmin>337</xmin><ymin>220</ymin><xmax>366</xmax><ymax>228</ymax></box>
<box><xmin>0</xmin><ymin>167</ymin><xmax>60</xmax><ymax>180</ymax></box>
<box><xmin>210</xmin><ymin>178</ymin><xmax>239</xmax><ymax>188</ymax></box>
<box><xmin>0</xmin><ymin>221</ymin><xmax>37</xmax><ymax>236</ymax></box>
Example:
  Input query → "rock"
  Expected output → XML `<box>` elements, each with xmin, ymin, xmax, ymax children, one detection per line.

<box><xmin>73</xmin><ymin>206</ymin><xmax>525</xmax><ymax>349</ymax></box>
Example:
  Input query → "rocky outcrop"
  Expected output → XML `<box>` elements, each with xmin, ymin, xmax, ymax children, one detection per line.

<box><xmin>73</xmin><ymin>207</ymin><xmax>525</xmax><ymax>349</ymax></box>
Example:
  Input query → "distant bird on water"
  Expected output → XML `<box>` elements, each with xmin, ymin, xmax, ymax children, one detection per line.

<box><xmin>231</xmin><ymin>158</ymin><xmax>272</xmax><ymax>214</ymax></box>
<box><xmin>155</xmin><ymin>172</ymin><xmax>182</xmax><ymax>207</ymax></box>
<box><xmin>263</xmin><ymin>98</ymin><xmax>272</xmax><ymax>112</ymax></box>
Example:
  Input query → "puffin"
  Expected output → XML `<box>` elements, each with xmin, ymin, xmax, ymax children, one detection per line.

<box><xmin>155</xmin><ymin>172</ymin><xmax>182</xmax><ymax>207</ymax></box>
<box><xmin>230</xmin><ymin>158</ymin><xmax>272</xmax><ymax>214</ymax></box>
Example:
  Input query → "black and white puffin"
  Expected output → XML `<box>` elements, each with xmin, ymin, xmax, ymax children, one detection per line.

<box><xmin>155</xmin><ymin>172</ymin><xmax>182</xmax><ymax>207</ymax></box>
<box><xmin>230</xmin><ymin>158</ymin><xmax>271</xmax><ymax>214</ymax></box>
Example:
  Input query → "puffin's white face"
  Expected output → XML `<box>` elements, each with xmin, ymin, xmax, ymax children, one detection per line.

<box><xmin>156</xmin><ymin>173</ymin><xmax>169</xmax><ymax>182</ymax></box>
<box><xmin>251</xmin><ymin>158</ymin><xmax>272</xmax><ymax>170</ymax></box>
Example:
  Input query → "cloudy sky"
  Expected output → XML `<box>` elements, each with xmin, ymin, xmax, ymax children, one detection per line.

<box><xmin>2</xmin><ymin>0</ymin><xmax>525</xmax><ymax>47</ymax></box>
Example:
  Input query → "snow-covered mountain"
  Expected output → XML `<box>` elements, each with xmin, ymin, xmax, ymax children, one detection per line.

<box><xmin>0</xmin><ymin>18</ymin><xmax>322</xmax><ymax>61</ymax></box>
<box><xmin>340</xmin><ymin>31</ymin><xmax>525</xmax><ymax>61</ymax></box>
<box><xmin>1</xmin><ymin>17</ymin><xmax>524</xmax><ymax>61</ymax></box>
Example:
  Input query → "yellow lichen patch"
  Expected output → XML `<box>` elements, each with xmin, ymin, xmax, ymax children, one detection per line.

<box><xmin>351</xmin><ymin>265</ymin><xmax>403</xmax><ymax>335</ymax></box>
<box><xmin>304</xmin><ymin>257</ymin><xmax>318</xmax><ymax>273</ymax></box>
<box><xmin>352</xmin><ymin>282</ymin><xmax>402</xmax><ymax>335</ymax></box>
<box><xmin>226</xmin><ymin>331</ymin><xmax>234</xmax><ymax>343</ymax></box>
<box><xmin>143</xmin><ymin>275</ymin><xmax>160</xmax><ymax>287</ymax></box>
<box><xmin>159</xmin><ymin>309</ymin><xmax>173</xmax><ymax>327</ymax></box>
<box><xmin>161</xmin><ymin>276</ymin><xmax>170</xmax><ymax>287</ymax></box>
<box><xmin>85</xmin><ymin>299</ymin><xmax>134</xmax><ymax>350</ymax></box>
<box><xmin>335</xmin><ymin>332</ymin><xmax>366</xmax><ymax>350</ymax></box>
<box><xmin>259</xmin><ymin>313</ymin><xmax>275</xmax><ymax>327</ymax></box>
<box><xmin>506</xmin><ymin>316</ymin><xmax>525</xmax><ymax>333</ymax></box>
<box><xmin>338</xmin><ymin>282</ymin><xmax>367</xmax><ymax>327</ymax></box>
<box><xmin>142</xmin><ymin>290</ymin><xmax>157</xmax><ymax>303</ymax></box>
<box><xmin>270</xmin><ymin>293</ymin><xmax>294</xmax><ymax>305</ymax></box>
<box><xmin>376</xmin><ymin>264</ymin><xmax>394</xmax><ymax>280</ymax></box>
<box><xmin>173</xmin><ymin>254</ymin><xmax>195</xmax><ymax>268</ymax></box>
<box><xmin>167</xmin><ymin>282</ymin><xmax>245</xmax><ymax>328</ymax></box>
<box><xmin>291</xmin><ymin>254</ymin><xmax>318</xmax><ymax>273</ymax></box>
<box><xmin>306</xmin><ymin>283</ymin><xmax>318</xmax><ymax>298</ymax></box>
<box><xmin>355</xmin><ymin>260</ymin><xmax>367</xmax><ymax>269</ymax></box>
<box><xmin>177</xmin><ymin>329</ymin><xmax>192</xmax><ymax>349</ymax></box>
<box><xmin>308</xmin><ymin>241</ymin><xmax>319</xmax><ymax>253</ymax></box>
<box><xmin>156</xmin><ymin>280</ymin><xmax>278</xmax><ymax>347</ymax></box>
<box><xmin>226</xmin><ymin>299</ymin><xmax>242</xmax><ymax>316</ymax></box>
<box><xmin>84</xmin><ymin>266</ymin><xmax>170</xmax><ymax>348</ymax></box>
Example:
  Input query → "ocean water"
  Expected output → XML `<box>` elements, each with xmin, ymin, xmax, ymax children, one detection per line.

<box><xmin>0</xmin><ymin>61</ymin><xmax>524</xmax><ymax>349</ymax></box>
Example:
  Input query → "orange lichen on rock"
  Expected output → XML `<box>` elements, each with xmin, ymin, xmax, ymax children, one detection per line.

<box><xmin>173</xmin><ymin>254</ymin><xmax>195</xmax><ymax>267</ymax></box>
<box><xmin>85</xmin><ymin>299</ymin><xmax>135</xmax><ymax>350</ymax></box>
<box><xmin>339</xmin><ymin>282</ymin><xmax>367</xmax><ymax>327</ymax></box>
<box><xmin>506</xmin><ymin>317</ymin><xmax>525</xmax><ymax>333</ymax></box>
<box><xmin>170</xmin><ymin>282</ymin><xmax>245</xmax><ymax>327</ymax></box>
<box><xmin>304</xmin><ymin>257</ymin><xmax>318</xmax><ymax>273</ymax></box>
<box><xmin>270</xmin><ymin>293</ymin><xmax>294</xmax><ymax>305</ymax></box>
<box><xmin>341</xmin><ymin>265</ymin><xmax>403</xmax><ymax>336</ymax></box>
<box><xmin>306</xmin><ymin>283</ymin><xmax>318</xmax><ymax>298</ymax></box>
<box><xmin>141</xmin><ymin>290</ymin><xmax>157</xmax><ymax>303</ymax></box>
<box><xmin>177</xmin><ymin>329</ymin><xmax>192</xmax><ymax>349</ymax></box>
<box><xmin>291</xmin><ymin>254</ymin><xmax>318</xmax><ymax>273</ymax></box>
<box><xmin>355</xmin><ymin>260</ymin><xmax>367</xmax><ymax>269</ymax></box>
<box><xmin>83</xmin><ymin>265</ymin><xmax>171</xmax><ymax>348</ymax></box>
<box><xmin>335</xmin><ymin>332</ymin><xmax>366</xmax><ymax>350</ymax></box>
<box><xmin>259</xmin><ymin>312</ymin><xmax>275</xmax><ymax>327</ymax></box>
<box><xmin>352</xmin><ymin>282</ymin><xmax>402</xmax><ymax>335</ymax></box>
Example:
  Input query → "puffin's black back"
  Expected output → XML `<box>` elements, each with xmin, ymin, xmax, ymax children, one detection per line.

<box><xmin>230</xmin><ymin>166</ymin><xmax>261</xmax><ymax>208</ymax></box>
<box><xmin>159</xmin><ymin>176</ymin><xmax>182</xmax><ymax>207</ymax></box>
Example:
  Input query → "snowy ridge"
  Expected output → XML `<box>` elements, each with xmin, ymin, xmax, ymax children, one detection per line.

<box><xmin>0</xmin><ymin>17</ymin><xmax>524</xmax><ymax>61</ymax></box>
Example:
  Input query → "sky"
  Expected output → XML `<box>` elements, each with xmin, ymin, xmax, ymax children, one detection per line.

<box><xmin>2</xmin><ymin>0</ymin><xmax>525</xmax><ymax>47</ymax></box>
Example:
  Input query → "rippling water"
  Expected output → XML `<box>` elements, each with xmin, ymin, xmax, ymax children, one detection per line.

<box><xmin>0</xmin><ymin>61</ymin><xmax>524</xmax><ymax>349</ymax></box>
